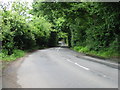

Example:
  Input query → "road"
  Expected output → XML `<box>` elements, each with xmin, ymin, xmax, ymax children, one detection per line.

<box><xmin>2</xmin><ymin>47</ymin><xmax>118</xmax><ymax>88</ymax></box>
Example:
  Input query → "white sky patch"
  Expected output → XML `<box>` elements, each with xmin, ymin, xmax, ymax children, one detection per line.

<box><xmin>0</xmin><ymin>0</ymin><xmax>33</xmax><ymax>9</ymax></box>
<box><xmin>0</xmin><ymin>0</ymin><xmax>33</xmax><ymax>3</ymax></box>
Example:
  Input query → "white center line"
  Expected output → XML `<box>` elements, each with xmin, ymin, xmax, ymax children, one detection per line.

<box><xmin>75</xmin><ymin>63</ymin><xmax>90</xmax><ymax>70</ymax></box>
<box><xmin>57</xmin><ymin>47</ymin><xmax>61</xmax><ymax>52</ymax></box>
<box><xmin>66</xmin><ymin>59</ymin><xmax>90</xmax><ymax>71</ymax></box>
<box><xmin>66</xmin><ymin>59</ymin><xmax>108</xmax><ymax>78</ymax></box>
<box><xmin>66</xmin><ymin>59</ymin><xmax>74</xmax><ymax>63</ymax></box>
<box><xmin>103</xmin><ymin>75</ymin><xmax>106</xmax><ymax>77</ymax></box>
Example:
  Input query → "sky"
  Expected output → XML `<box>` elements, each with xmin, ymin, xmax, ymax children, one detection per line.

<box><xmin>0</xmin><ymin>0</ymin><xmax>33</xmax><ymax>9</ymax></box>
<box><xmin>0</xmin><ymin>0</ymin><xmax>33</xmax><ymax>3</ymax></box>
<box><xmin>0</xmin><ymin>0</ymin><xmax>33</xmax><ymax>6</ymax></box>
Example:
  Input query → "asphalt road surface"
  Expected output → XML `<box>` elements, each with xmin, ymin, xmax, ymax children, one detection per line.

<box><xmin>2</xmin><ymin>47</ymin><xmax>118</xmax><ymax>88</ymax></box>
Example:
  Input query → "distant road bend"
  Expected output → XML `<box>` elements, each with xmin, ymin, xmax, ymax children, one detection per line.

<box><xmin>3</xmin><ymin>47</ymin><xmax>118</xmax><ymax>88</ymax></box>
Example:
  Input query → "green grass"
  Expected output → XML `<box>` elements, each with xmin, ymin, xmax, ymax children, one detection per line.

<box><xmin>0</xmin><ymin>46</ymin><xmax>46</xmax><ymax>62</ymax></box>
<box><xmin>0</xmin><ymin>49</ymin><xmax>25</xmax><ymax>61</ymax></box>
<box><xmin>0</xmin><ymin>45</ymin><xmax>47</xmax><ymax>62</ymax></box>
<box><xmin>72</xmin><ymin>46</ymin><xmax>120</xmax><ymax>61</ymax></box>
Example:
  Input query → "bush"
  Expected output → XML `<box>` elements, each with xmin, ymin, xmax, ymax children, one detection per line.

<box><xmin>73</xmin><ymin>46</ymin><xmax>119</xmax><ymax>59</ymax></box>
<box><xmin>73</xmin><ymin>46</ymin><xmax>89</xmax><ymax>53</ymax></box>
<box><xmin>1</xmin><ymin>2</ymin><xmax>52</xmax><ymax>61</ymax></box>
<box><xmin>1</xmin><ymin>49</ymin><xmax>25</xmax><ymax>61</ymax></box>
<box><xmin>73</xmin><ymin>46</ymin><xmax>82</xmax><ymax>51</ymax></box>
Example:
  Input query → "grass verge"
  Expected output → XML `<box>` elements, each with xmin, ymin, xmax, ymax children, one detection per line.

<box><xmin>72</xmin><ymin>46</ymin><xmax>120</xmax><ymax>62</ymax></box>
<box><xmin>0</xmin><ymin>49</ymin><xmax>25</xmax><ymax>62</ymax></box>
<box><xmin>0</xmin><ymin>49</ymin><xmax>26</xmax><ymax>69</ymax></box>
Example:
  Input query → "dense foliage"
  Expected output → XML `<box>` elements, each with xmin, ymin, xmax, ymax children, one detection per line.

<box><xmin>0</xmin><ymin>2</ymin><xmax>52</xmax><ymax>61</ymax></box>
<box><xmin>32</xmin><ymin>2</ymin><xmax>120</xmax><ymax>59</ymax></box>
<box><xmin>0</xmin><ymin>1</ymin><xmax>120</xmax><ymax>61</ymax></box>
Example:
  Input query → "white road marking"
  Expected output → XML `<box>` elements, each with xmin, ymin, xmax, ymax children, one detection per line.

<box><xmin>103</xmin><ymin>75</ymin><xmax>107</xmax><ymax>77</ymax></box>
<box><xmin>94</xmin><ymin>72</ymin><xmax>107</xmax><ymax>78</ymax></box>
<box><xmin>66</xmin><ymin>59</ymin><xmax>74</xmax><ymax>63</ymax></box>
<box><xmin>57</xmin><ymin>47</ymin><xmax>61</xmax><ymax>52</ymax></box>
<box><xmin>66</xmin><ymin>59</ymin><xmax>90</xmax><ymax>71</ymax></box>
<box><xmin>66</xmin><ymin>59</ymin><xmax>108</xmax><ymax>78</ymax></box>
<box><xmin>75</xmin><ymin>63</ymin><xmax>90</xmax><ymax>70</ymax></box>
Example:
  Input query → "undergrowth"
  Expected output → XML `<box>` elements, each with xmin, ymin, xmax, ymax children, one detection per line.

<box><xmin>72</xmin><ymin>46</ymin><xmax>119</xmax><ymax>61</ymax></box>
<box><xmin>0</xmin><ymin>49</ymin><xmax>25</xmax><ymax>61</ymax></box>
